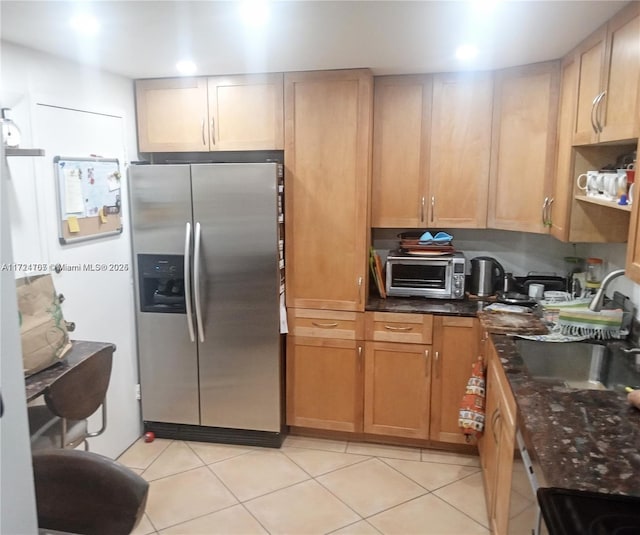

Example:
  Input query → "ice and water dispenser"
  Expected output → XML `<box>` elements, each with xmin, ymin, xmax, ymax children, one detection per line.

<box><xmin>137</xmin><ymin>254</ymin><xmax>186</xmax><ymax>313</ymax></box>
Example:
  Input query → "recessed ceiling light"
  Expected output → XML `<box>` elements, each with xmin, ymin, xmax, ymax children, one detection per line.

<box><xmin>70</xmin><ymin>13</ymin><xmax>100</xmax><ymax>36</ymax></box>
<box><xmin>176</xmin><ymin>60</ymin><xmax>197</xmax><ymax>76</ymax></box>
<box><xmin>471</xmin><ymin>0</ymin><xmax>500</xmax><ymax>14</ymax></box>
<box><xmin>456</xmin><ymin>44</ymin><xmax>479</xmax><ymax>61</ymax></box>
<box><xmin>239</xmin><ymin>0</ymin><xmax>270</xmax><ymax>28</ymax></box>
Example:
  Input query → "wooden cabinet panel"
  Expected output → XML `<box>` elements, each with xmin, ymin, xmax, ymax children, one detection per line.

<box><xmin>135</xmin><ymin>74</ymin><xmax>284</xmax><ymax>152</ymax></box>
<box><xmin>625</xmin><ymin>138</ymin><xmax>640</xmax><ymax>283</ymax></box>
<box><xmin>479</xmin><ymin>339</ymin><xmax>517</xmax><ymax>534</ymax></box>
<box><xmin>429</xmin><ymin>72</ymin><xmax>493</xmax><ymax>228</ymax></box>
<box><xmin>573</xmin><ymin>2</ymin><xmax>640</xmax><ymax>145</ymax></box>
<box><xmin>363</xmin><ymin>341</ymin><xmax>430</xmax><ymax>439</ymax></box>
<box><xmin>135</xmin><ymin>77</ymin><xmax>209</xmax><ymax>152</ymax></box>
<box><xmin>207</xmin><ymin>73</ymin><xmax>283</xmax><ymax>150</ymax></box>
<box><xmin>365</xmin><ymin>312</ymin><xmax>433</xmax><ymax>344</ymax></box>
<box><xmin>600</xmin><ymin>4</ymin><xmax>640</xmax><ymax>142</ymax></box>
<box><xmin>371</xmin><ymin>75</ymin><xmax>430</xmax><ymax>228</ymax></box>
<box><xmin>286</xmin><ymin>336</ymin><xmax>363</xmax><ymax>432</ymax></box>
<box><xmin>573</xmin><ymin>28</ymin><xmax>607</xmax><ymax>145</ymax></box>
<box><xmin>288</xmin><ymin>309</ymin><xmax>365</xmax><ymax>340</ymax></box>
<box><xmin>429</xmin><ymin>316</ymin><xmax>480</xmax><ymax>445</ymax></box>
<box><xmin>488</xmin><ymin>61</ymin><xmax>560</xmax><ymax>234</ymax></box>
<box><xmin>284</xmin><ymin>69</ymin><xmax>372</xmax><ymax>311</ymax></box>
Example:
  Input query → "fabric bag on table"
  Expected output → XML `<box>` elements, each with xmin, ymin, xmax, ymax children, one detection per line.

<box><xmin>458</xmin><ymin>357</ymin><xmax>486</xmax><ymax>442</ymax></box>
<box><xmin>16</xmin><ymin>274</ymin><xmax>72</xmax><ymax>376</ymax></box>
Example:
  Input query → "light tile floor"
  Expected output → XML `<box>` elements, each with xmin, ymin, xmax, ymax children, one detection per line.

<box><xmin>118</xmin><ymin>435</ymin><xmax>489</xmax><ymax>535</ymax></box>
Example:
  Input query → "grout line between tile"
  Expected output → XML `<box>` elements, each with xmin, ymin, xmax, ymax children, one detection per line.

<box><xmin>431</xmin><ymin>490</ymin><xmax>490</xmax><ymax>531</ymax></box>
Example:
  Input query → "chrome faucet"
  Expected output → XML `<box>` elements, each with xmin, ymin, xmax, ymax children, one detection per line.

<box><xmin>588</xmin><ymin>268</ymin><xmax>626</xmax><ymax>311</ymax></box>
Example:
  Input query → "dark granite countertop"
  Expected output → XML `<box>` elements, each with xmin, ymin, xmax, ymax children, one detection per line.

<box><xmin>366</xmin><ymin>296</ymin><xmax>484</xmax><ymax>316</ymax></box>
<box><xmin>492</xmin><ymin>335</ymin><xmax>640</xmax><ymax>497</ymax></box>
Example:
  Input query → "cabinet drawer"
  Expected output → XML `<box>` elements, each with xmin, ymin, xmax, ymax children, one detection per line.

<box><xmin>365</xmin><ymin>312</ymin><xmax>433</xmax><ymax>344</ymax></box>
<box><xmin>288</xmin><ymin>309</ymin><xmax>365</xmax><ymax>340</ymax></box>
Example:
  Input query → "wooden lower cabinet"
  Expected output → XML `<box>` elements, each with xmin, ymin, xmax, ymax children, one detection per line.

<box><xmin>287</xmin><ymin>310</ymin><xmax>483</xmax><ymax>446</ymax></box>
<box><xmin>286</xmin><ymin>335</ymin><xmax>363</xmax><ymax>432</ymax></box>
<box><xmin>429</xmin><ymin>316</ymin><xmax>480</xmax><ymax>445</ymax></box>
<box><xmin>363</xmin><ymin>341</ymin><xmax>431</xmax><ymax>439</ymax></box>
<box><xmin>479</xmin><ymin>339</ymin><xmax>517</xmax><ymax>535</ymax></box>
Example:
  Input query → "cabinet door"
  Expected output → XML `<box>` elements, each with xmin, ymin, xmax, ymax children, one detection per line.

<box><xmin>480</xmin><ymin>355</ymin><xmax>501</xmax><ymax>520</ymax></box>
<box><xmin>371</xmin><ymin>75</ymin><xmax>430</xmax><ymax>228</ymax></box>
<box><xmin>429</xmin><ymin>72</ymin><xmax>493</xmax><ymax>229</ymax></box>
<box><xmin>135</xmin><ymin>78</ymin><xmax>209</xmax><ymax>152</ymax></box>
<box><xmin>363</xmin><ymin>341</ymin><xmax>430</xmax><ymax>439</ymax></box>
<box><xmin>488</xmin><ymin>61</ymin><xmax>560</xmax><ymax>233</ymax></box>
<box><xmin>430</xmin><ymin>316</ymin><xmax>480</xmax><ymax>445</ymax></box>
<box><xmin>550</xmin><ymin>55</ymin><xmax>578</xmax><ymax>242</ymax></box>
<box><xmin>207</xmin><ymin>73</ymin><xmax>284</xmax><ymax>150</ymax></box>
<box><xmin>284</xmin><ymin>69</ymin><xmax>372</xmax><ymax>311</ymax></box>
<box><xmin>573</xmin><ymin>27</ymin><xmax>607</xmax><ymax>145</ymax></box>
<box><xmin>286</xmin><ymin>336</ymin><xmax>363</xmax><ymax>432</ymax></box>
<box><xmin>626</xmin><ymin>140</ymin><xmax>640</xmax><ymax>283</ymax></box>
<box><xmin>599</xmin><ymin>3</ymin><xmax>640</xmax><ymax>143</ymax></box>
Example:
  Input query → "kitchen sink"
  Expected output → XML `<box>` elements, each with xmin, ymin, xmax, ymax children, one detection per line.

<box><xmin>514</xmin><ymin>339</ymin><xmax>640</xmax><ymax>393</ymax></box>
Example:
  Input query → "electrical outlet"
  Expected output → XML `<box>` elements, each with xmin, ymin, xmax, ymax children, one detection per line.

<box><xmin>135</xmin><ymin>383</ymin><xmax>141</xmax><ymax>401</ymax></box>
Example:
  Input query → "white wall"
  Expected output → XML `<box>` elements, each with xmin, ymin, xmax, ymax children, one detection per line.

<box><xmin>1</xmin><ymin>41</ymin><xmax>141</xmax><ymax>458</ymax></box>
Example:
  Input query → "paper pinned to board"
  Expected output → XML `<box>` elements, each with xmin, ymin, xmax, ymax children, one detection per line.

<box><xmin>64</xmin><ymin>167</ymin><xmax>85</xmax><ymax>214</ymax></box>
<box><xmin>67</xmin><ymin>216</ymin><xmax>80</xmax><ymax>233</ymax></box>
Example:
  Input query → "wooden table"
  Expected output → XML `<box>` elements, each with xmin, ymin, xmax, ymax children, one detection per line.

<box><xmin>24</xmin><ymin>340</ymin><xmax>116</xmax><ymax>402</ymax></box>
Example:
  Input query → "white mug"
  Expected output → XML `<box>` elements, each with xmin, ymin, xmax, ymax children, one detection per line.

<box><xmin>577</xmin><ymin>171</ymin><xmax>601</xmax><ymax>196</ymax></box>
<box><xmin>630</xmin><ymin>183</ymin><xmax>635</xmax><ymax>205</ymax></box>
<box><xmin>602</xmin><ymin>172</ymin><xmax>621</xmax><ymax>200</ymax></box>
<box><xmin>528</xmin><ymin>283</ymin><xmax>544</xmax><ymax>299</ymax></box>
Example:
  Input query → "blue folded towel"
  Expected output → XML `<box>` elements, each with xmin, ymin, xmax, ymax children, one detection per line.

<box><xmin>419</xmin><ymin>231</ymin><xmax>453</xmax><ymax>244</ymax></box>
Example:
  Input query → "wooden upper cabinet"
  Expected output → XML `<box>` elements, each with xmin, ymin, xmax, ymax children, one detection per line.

<box><xmin>625</xmin><ymin>139</ymin><xmax>640</xmax><ymax>283</ymax></box>
<box><xmin>573</xmin><ymin>2</ymin><xmax>640</xmax><ymax>144</ymax></box>
<box><xmin>488</xmin><ymin>61</ymin><xmax>560</xmax><ymax>234</ymax></box>
<box><xmin>284</xmin><ymin>69</ymin><xmax>373</xmax><ymax>312</ymax></box>
<box><xmin>429</xmin><ymin>72</ymin><xmax>493</xmax><ymax>228</ymax></box>
<box><xmin>135</xmin><ymin>74</ymin><xmax>284</xmax><ymax>152</ymax></box>
<box><xmin>135</xmin><ymin>77</ymin><xmax>210</xmax><ymax>152</ymax></box>
<box><xmin>371</xmin><ymin>75</ymin><xmax>430</xmax><ymax>228</ymax></box>
<box><xmin>371</xmin><ymin>73</ymin><xmax>492</xmax><ymax>229</ymax></box>
<box><xmin>207</xmin><ymin>73</ymin><xmax>284</xmax><ymax>150</ymax></box>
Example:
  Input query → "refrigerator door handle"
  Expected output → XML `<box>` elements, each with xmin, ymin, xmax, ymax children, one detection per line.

<box><xmin>184</xmin><ymin>222</ymin><xmax>196</xmax><ymax>343</ymax></box>
<box><xmin>194</xmin><ymin>221</ymin><xmax>205</xmax><ymax>343</ymax></box>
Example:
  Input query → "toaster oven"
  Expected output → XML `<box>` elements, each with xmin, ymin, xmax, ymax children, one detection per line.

<box><xmin>385</xmin><ymin>251</ymin><xmax>466</xmax><ymax>299</ymax></box>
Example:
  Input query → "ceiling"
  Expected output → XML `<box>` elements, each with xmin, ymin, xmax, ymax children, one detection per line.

<box><xmin>0</xmin><ymin>1</ymin><xmax>630</xmax><ymax>80</ymax></box>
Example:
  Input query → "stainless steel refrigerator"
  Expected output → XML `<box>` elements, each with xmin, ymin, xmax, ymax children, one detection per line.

<box><xmin>129</xmin><ymin>163</ymin><xmax>284</xmax><ymax>447</ymax></box>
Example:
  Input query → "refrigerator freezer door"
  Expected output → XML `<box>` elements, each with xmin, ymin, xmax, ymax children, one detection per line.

<box><xmin>191</xmin><ymin>163</ymin><xmax>281</xmax><ymax>432</ymax></box>
<box><xmin>137</xmin><ymin>312</ymin><xmax>200</xmax><ymax>425</ymax></box>
<box><xmin>129</xmin><ymin>165</ymin><xmax>193</xmax><ymax>254</ymax></box>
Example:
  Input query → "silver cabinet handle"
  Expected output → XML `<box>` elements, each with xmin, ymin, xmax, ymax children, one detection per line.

<box><xmin>545</xmin><ymin>197</ymin><xmax>554</xmax><ymax>227</ymax></box>
<box><xmin>431</xmin><ymin>196</ymin><xmax>435</xmax><ymax>223</ymax></box>
<box><xmin>424</xmin><ymin>349</ymin><xmax>430</xmax><ymax>377</ymax></box>
<box><xmin>312</xmin><ymin>321</ymin><xmax>338</xmax><ymax>328</ymax></box>
<box><xmin>183</xmin><ymin>222</ymin><xmax>195</xmax><ymax>343</ymax></box>
<box><xmin>435</xmin><ymin>351</ymin><xmax>440</xmax><ymax>378</ymax></box>
<box><xmin>194</xmin><ymin>222</ymin><xmax>205</xmax><ymax>343</ymax></box>
<box><xmin>541</xmin><ymin>197</ymin><xmax>549</xmax><ymax>226</ymax></box>
<box><xmin>358</xmin><ymin>276</ymin><xmax>363</xmax><ymax>304</ymax></box>
<box><xmin>420</xmin><ymin>196</ymin><xmax>425</xmax><ymax>223</ymax></box>
<box><xmin>491</xmin><ymin>408</ymin><xmax>501</xmax><ymax>443</ymax></box>
<box><xmin>201</xmin><ymin>118</ymin><xmax>206</xmax><ymax>146</ymax></box>
<box><xmin>358</xmin><ymin>345</ymin><xmax>363</xmax><ymax>372</ymax></box>
<box><xmin>590</xmin><ymin>93</ymin><xmax>600</xmax><ymax>135</ymax></box>
<box><xmin>595</xmin><ymin>90</ymin><xmax>606</xmax><ymax>133</ymax></box>
<box><xmin>384</xmin><ymin>325</ymin><xmax>413</xmax><ymax>331</ymax></box>
<box><xmin>210</xmin><ymin>116</ymin><xmax>216</xmax><ymax>146</ymax></box>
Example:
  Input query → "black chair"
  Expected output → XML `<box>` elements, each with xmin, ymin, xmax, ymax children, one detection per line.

<box><xmin>28</xmin><ymin>347</ymin><xmax>112</xmax><ymax>450</ymax></box>
<box><xmin>32</xmin><ymin>449</ymin><xmax>149</xmax><ymax>535</ymax></box>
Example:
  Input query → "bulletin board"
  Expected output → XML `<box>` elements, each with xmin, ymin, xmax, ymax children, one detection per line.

<box><xmin>54</xmin><ymin>156</ymin><xmax>123</xmax><ymax>244</ymax></box>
